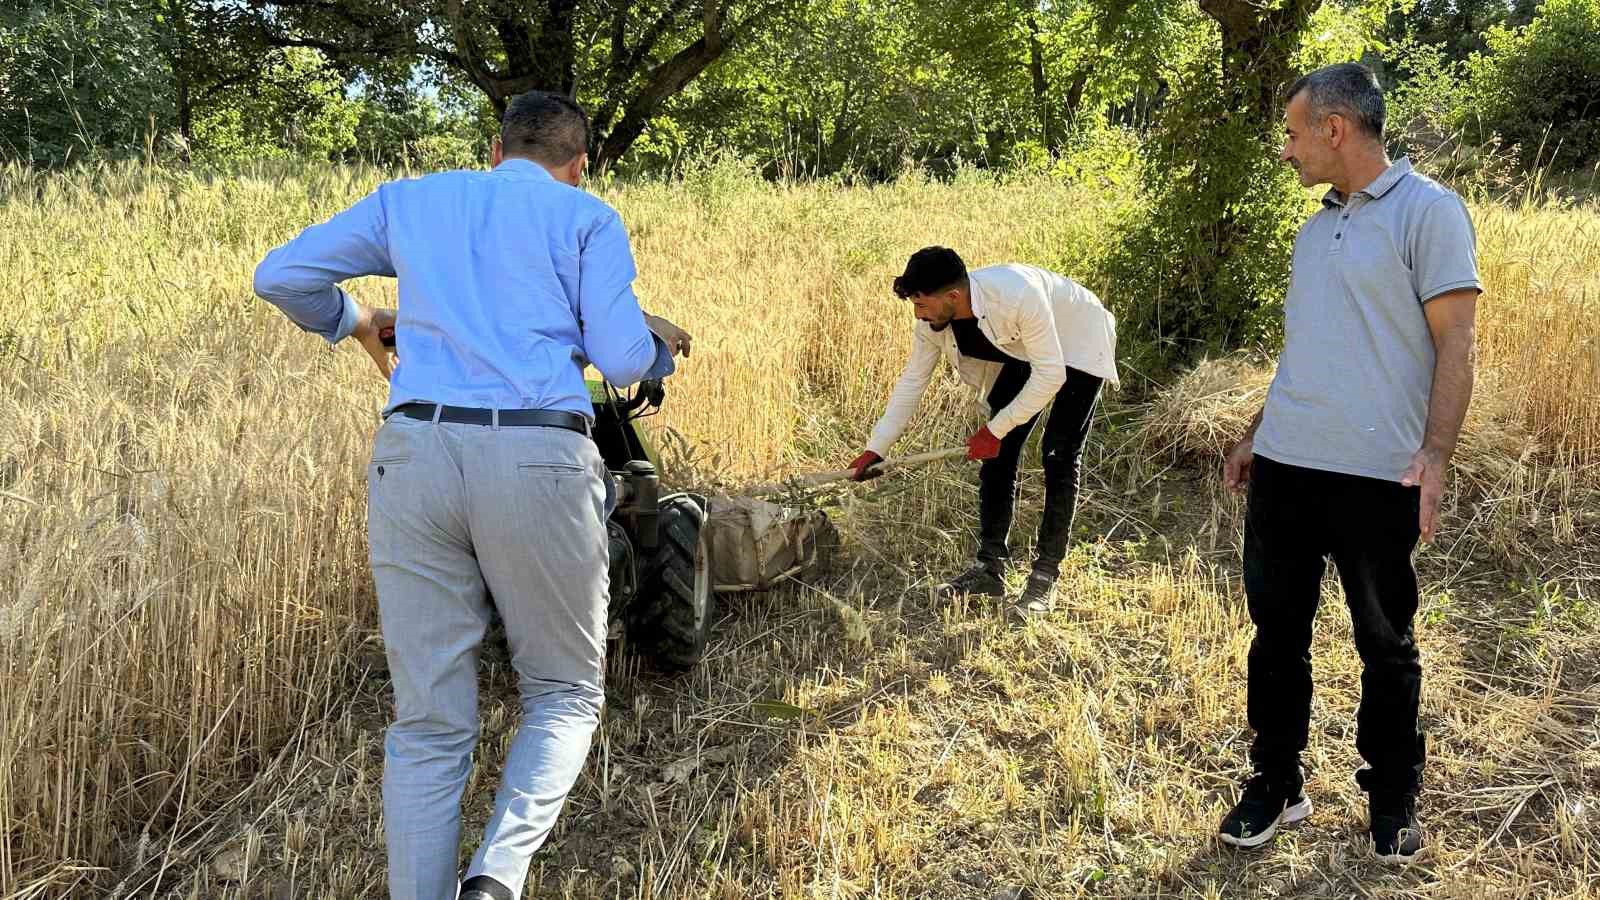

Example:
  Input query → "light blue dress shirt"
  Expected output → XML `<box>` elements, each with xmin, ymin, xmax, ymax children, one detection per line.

<box><xmin>253</xmin><ymin>158</ymin><xmax>673</xmax><ymax>418</ymax></box>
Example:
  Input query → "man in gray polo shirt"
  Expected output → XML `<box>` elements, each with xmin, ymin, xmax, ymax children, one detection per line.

<box><xmin>1215</xmin><ymin>63</ymin><xmax>1480</xmax><ymax>863</ymax></box>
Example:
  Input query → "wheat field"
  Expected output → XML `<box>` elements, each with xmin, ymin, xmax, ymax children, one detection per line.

<box><xmin>1</xmin><ymin>160</ymin><xmax>1597</xmax><ymax>898</ymax></box>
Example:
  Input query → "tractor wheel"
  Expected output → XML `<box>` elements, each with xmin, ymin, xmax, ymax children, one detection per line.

<box><xmin>627</xmin><ymin>493</ymin><xmax>715</xmax><ymax>671</ymax></box>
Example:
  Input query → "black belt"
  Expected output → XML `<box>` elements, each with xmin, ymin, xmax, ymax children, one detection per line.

<box><xmin>392</xmin><ymin>403</ymin><xmax>590</xmax><ymax>435</ymax></box>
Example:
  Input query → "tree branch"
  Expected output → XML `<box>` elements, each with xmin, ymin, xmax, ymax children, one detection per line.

<box><xmin>626</xmin><ymin>0</ymin><xmax>695</xmax><ymax>76</ymax></box>
<box><xmin>446</xmin><ymin>0</ymin><xmax>504</xmax><ymax>104</ymax></box>
<box><xmin>593</xmin><ymin>0</ymin><xmax>693</xmax><ymax>137</ymax></box>
<box><xmin>594</xmin><ymin>0</ymin><xmax>786</xmax><ymax>167</ymax></box>
<box><xmin>240</xmin><ymin>2</ymin><xmax>457</xmax><ymax>68</ymax></box>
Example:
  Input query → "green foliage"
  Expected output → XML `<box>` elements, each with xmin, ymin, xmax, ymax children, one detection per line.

<box><xmin>1295</xmin><ymin>0</ymin><xmax>1384</xmax><ymax>71</ymax></box>
<box><xmin>1105</xmin><ymin>84</ymin><xmax>1307</xmax><ymax>368</ymax></box>
<box><xmin>625</xmin><ymin>0</ymin><xmax>929</xmax><ymax>178</ymax></box>
<box><xmin>1461</xmin><ymin>0</ymin><xmax>1600</xmax><ymax>168</ymax></box>
<box><xmin>0</xmin><ymin>0</ymin><xmax>173</xmax><ymax>164</ymax></box>
<box><xmin>190</xmin><ymin>49</ymin><xmax>360</xmax><ymax>164</ymax></box>
<box><xmin>0</xmin><ymin>2</ymin><xmax>472</xmax><ymax>168</ymax></box>
<box><xmin>1377</xmin><ymin>0</ymin><xmax>1538</xmax><ymax>63</ymax></box>
<box><xmin>1381</xmin><ymin>35</ymin><xmax>1470</xmax><ymax>152</ymax></box>
<box><xmin>351</xmin><ymin>86</ymin><xmax>487</xmax><ymax>170</ymax></box>
<box><xmin>634</xmin><ymin>0</ymin><xmax>1203</xmax><ymax>179</ymax></box>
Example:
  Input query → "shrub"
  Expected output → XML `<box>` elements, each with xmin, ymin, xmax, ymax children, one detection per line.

<box><xmin>1462</xmin><ymin>0</ymin><xmax>1600</xmax><ymax>168</ymax></box>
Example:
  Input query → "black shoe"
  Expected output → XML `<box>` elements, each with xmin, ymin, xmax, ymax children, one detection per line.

<box><xmin>459</xmin><ymin>874</ymin><xmax>514</xmax><ymax>900</ymax></box>
<box><xmin>936</xmin><ymin>563</ymin><xmax>1005</xmax><ymax>600</ymax></box>
<box><xmin>1369</xmin><ymin>793</ymin><xmax>1425</xmax><ymax>864</ymax></box>
<box><xmin>1218</xmin><ymin>772</ymin><xmax>1312</xmax><ymax>849</ymax></box>
<box><xmin>1009</xmin><ymin>569</ymin><xmax>1057</xmax><ymax>620</ymax></box>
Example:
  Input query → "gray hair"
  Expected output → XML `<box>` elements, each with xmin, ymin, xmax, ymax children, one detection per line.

<box><xmin>1287</xmin><ymin>63</ymin><xmax>1386</xmax><ymax>141</ymax></box>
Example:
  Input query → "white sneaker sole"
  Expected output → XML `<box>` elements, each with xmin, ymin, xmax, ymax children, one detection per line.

<box><xmin>1374</xmin><ymin>830</ymin><xmax>1428</xmax><ymax>865</ymax></box>
<box><xmin>1006</xmin><ymin>601</ymin><xmax>1051</xmax><ymax>622</ymax></box>
<box><xmin>1219</xmin><ymin>796</ymin><xmax>1313</xmax><ymax>849</ymax></box>
<box><xmin>1375</xmin><ymin>849</ymin><xmax>1425</xmax><ymax>865</ymax></box>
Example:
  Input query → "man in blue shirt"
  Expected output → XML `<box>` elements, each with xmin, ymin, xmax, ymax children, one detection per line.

<box><xmin>254</xmin><ymin>91</ymin><xmax>688</xmax><ymax>900</ymax></box>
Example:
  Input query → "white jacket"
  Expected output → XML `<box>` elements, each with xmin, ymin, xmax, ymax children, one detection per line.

<box><xmin>866</xmin><ymin>264</ymin><xmax>1119</xmax><ymax>457</ymax></box>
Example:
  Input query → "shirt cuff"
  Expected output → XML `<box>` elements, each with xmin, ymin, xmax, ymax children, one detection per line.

<box><xmin>642</xmin><ymin>333</ymin><xmax>677</xmax><ymax>380</ymax></box>
<box><xmin>327</xmin><ymin>289</ymin><xmax>361</xmax><ymax>344</ymax></box>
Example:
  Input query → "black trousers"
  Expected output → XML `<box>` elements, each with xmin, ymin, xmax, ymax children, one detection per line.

<box><xmin>976</xmin><ymin>361</ymin><xmax>1103</xmax><ymax>574</ymax></box>
<box><xmin>1244</xmin><ymin>454</ymin><xmax>1426</xmax><ymax>797</ymax></box>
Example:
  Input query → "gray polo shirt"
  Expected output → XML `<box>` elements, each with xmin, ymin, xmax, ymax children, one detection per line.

<box><xmin>1254</xmin><ymin>157</ymin><xmax>1482</xmax><ymax>482</ymax></box>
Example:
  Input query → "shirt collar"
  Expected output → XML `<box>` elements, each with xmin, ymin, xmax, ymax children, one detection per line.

<box><xmin>493</xmin><ymin>157</ymin><xmax>557</xmax><ymax>182</ymax></box>
<box><xmin>1321</xmin><ymin>156</ymin><xmax>1413</xmax><ymax>208</ymax></box>
<box><xmin>968</xmin><ymin>271</ymin><xmax>990</xmax><ymax>319</ymax></box>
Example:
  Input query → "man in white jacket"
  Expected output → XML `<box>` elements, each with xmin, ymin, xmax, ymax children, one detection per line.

<box><xmin>850</xmin><ymin>247</ymin><xmax>1119</xmax><ymax>617</ymax></box>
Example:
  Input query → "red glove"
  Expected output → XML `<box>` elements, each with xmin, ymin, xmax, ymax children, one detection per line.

<box><xmin>849</xmin><ymin>450</ymin><xmax>884</xmax><ymax>481</ymax></box>
<box><xmin>966</xmin><ymin>425</ymin><xmax>1002</xmax><ymax>461</ymax></box>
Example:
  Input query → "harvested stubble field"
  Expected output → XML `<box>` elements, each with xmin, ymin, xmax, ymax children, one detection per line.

<box><xmin>2</xmin><ymin>161</ymin><xmax>1597</xmax><ymax>899</ymax></box>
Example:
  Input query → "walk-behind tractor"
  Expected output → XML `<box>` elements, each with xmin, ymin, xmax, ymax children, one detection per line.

<box><xmin>591</xmin><ymin>377</ymin><xmax>907</xmax><ymax>672</ymax></box>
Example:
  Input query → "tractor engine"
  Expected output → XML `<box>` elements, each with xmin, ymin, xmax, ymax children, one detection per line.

<box><xmin>604</xmin><ymin>460</ymin><xmax>659</xmax><ymax>613</ymax></box>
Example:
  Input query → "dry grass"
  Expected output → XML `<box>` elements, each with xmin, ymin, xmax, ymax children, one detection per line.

<box><xmin>2</xmin><ymin>160</ymin><xmax>1598</xmax><ymax>898</ymax></box>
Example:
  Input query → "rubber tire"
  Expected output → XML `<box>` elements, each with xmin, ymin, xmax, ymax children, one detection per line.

<box><xmin>627</xmin><ymin>493</ymin><xmax>715</xmax><ymax>671</ymax></box>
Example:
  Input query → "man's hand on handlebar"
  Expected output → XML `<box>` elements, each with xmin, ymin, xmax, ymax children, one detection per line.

<box><xmin>643</xmin><ymin>313</ymin><xmax>692</xmax><ymax>358</ymax></box>
<box><xmin>352</xmin><ymin>303</ymin><xmax>397</xmax><ymax>379</ymax></box>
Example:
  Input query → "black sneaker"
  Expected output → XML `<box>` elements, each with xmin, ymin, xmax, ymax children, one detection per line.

<box><xmin>936</xmin><ymin>563</ymin><xmax>1005</xmax><ymax>600</ymax></box>
<box><xmin>1369</xmin><ymin>793</ymin><xmax>1425</xmax><ymax>864</ymax></box>
<box><xmin>1218</xmin><ymin>772</ymin><xmax>1313</xmax><ymax>849</ymax></box>
<box><xmin>1009</xmin><ymin>569</ymin><xmax>1057</xmax><ymax>620</ymax></box>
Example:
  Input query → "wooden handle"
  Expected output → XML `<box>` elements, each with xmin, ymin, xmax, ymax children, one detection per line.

<box><xmin>744</xmin><ymin>446</ymin><xmax>967</xmax><ymax>497</ymax></box>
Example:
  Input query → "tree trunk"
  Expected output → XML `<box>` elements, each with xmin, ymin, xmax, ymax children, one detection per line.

<box><xmin>1027</xmin><ymin>13</ymin><xmax>1053</xmax><ymax>151</ymax></box>
<box><xmin>157</xmin><ymin>0</ymin><xmax>193</xmax><ymax>154</ymax></box>
<box><xmin>1062</xmin><ymin>67</ymin><xmax>1089</xmax><ymax>131</ymax></box>
<box><xmin>1205</xmin><ymin>0</ymin><xmax>1319</xmax><ymax>262</ymax></box>
<box><xmin>1201</xmin><ymin>0</ymin><xmax>1319</xmax><ymax>139</ymax></box>
<box><xmin>1122</xmin><ymin>0</ymin><xmax>1322</xmax><ymax>357</ymax></box>
<box><xmin>533</xmin><ymin>0</ymin><xmax>578</xmax><ymax>96</ymax></box>
<box><xmin>174</xmin><ymin>60</ymin><xmax>192</xmax><ymax>149</ymax></box>
<box><xmin>823</xmin><ymin>82</ymin><xmax>857</xmax><ymax>173</ymax></box>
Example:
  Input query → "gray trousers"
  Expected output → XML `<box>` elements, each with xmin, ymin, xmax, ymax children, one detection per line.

<box><xmin>366</xmin><ymin>412</ymin><xmax>610</xmax><ymax>900</ymax></box>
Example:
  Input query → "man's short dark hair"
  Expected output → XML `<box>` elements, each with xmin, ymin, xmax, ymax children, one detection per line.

<box><xmin>1287</xmin><ymin>63</ymin><xmax>1386</xmax><ymax>140</ymax></box>
<box><xmin>501</xmin><ymin>91</ymin><xmax>590</xmax><ymax>165</ymax></box>
<box><xmin>893</xmin><ymin>246</ymin><xmax>967</xmax><ymax>298</ymax></box>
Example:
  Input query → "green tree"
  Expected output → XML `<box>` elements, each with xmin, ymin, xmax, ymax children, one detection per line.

<box><xmin>638</xmin><ymin>0</ymin><xmax>1200</xmax><ymax>178</ymax></box>
<box><xmin>655</xmin><ymin>0</ymin><xmax>929</xmax><ymax>177</ymax></box>
<box><xmin>224</xmin><ymin>0</ymin><xmax>793</xmax><ymax>169</ymax></box>
<box><xmin>0</xmin><ymin>0</ymin><xmax>386</xmax><ymax>165</ymax></box>
<box><xmin>1106</xmin><ymin>0</ymin><xmax>1347</xmax><ymax>366</ymax></box>
<box><xmin>351</xmin><ymin>83</ymin><xmax>486</xmax><ymax>168</ymax></box>
<box><xmin>191</xmin><ymin>47</ymin><xmax>362</xmax><ymax>163</ymax></box>
<box><xmin>911</xmin><ymin>0</ymin><xmax>1197</xmax><ymax>154</ymax></box>
<box><xmin>1</xmin><ymin>0</ymin><xmax>173</xmax><ymax>164</ymax></box>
